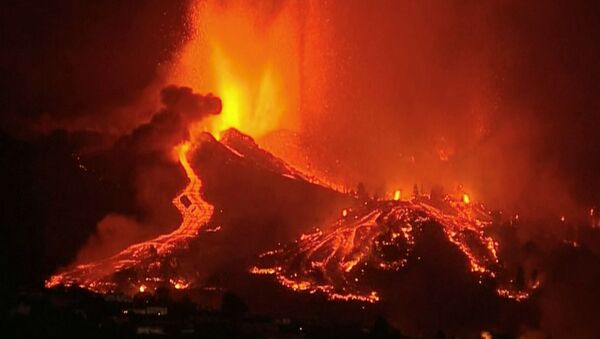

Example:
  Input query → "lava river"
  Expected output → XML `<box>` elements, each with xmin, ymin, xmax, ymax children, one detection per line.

<box><xmin>45</xmin><ymin>142</ymin><xmax>213</xmax><ymax>293</ymax></box>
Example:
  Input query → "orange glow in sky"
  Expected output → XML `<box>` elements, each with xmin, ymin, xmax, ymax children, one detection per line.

<box><xmin>171</xmin><ymin>0</ymin><xmax>304</xmax><ymax>139</ymax></box>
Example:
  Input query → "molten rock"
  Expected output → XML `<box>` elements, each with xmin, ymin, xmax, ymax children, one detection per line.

<box><xmin>252</xmin><ymin>197</ymin><xmax>537</xmax><ymax>303</ymax></box>
<box><xmin>46</xmin><ymin>129</ymin><xmax>351</xmax><ymax>294</ymax></box>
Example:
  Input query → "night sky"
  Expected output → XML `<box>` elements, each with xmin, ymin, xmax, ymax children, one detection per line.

<box><xmin>1</xmin><ymin>0</ymin><xmax>191</xmax><ymax>292</ymax></box>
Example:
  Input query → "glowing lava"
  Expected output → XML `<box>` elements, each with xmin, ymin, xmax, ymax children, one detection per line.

<box><xmin>46</xmin><ymin>142</ymin><xmax>214</xmax><ymax>293</ymax></box>
<box><xmin>252</xmin><ymin>195</ymin><xmax>536</xmax><ymax>303</ymax></box>
<box><xmin>463</xmin><ymin>193</ymin><xmax>471</xmax><ymax>204</ymax></box>
<box><xmin>173</xmin><ymin>0</ymin><xmax>306</xmax><ymax>139</ymax></box>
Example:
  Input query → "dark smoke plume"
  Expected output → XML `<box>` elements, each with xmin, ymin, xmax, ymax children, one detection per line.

<box><xmin>74</xmin><ymin>86</ymin><xmax>221</xmax><ymax>264</ymax></box>
<box><xmin>115</xmin><ymin>85</ymin><xmax>221</xmax><ymax>154</ymax></box>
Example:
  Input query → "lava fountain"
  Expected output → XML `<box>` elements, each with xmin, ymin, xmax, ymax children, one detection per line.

<box><xmin>45</xmin><ymin>0</ymin><xmax>321</xmax><ymax>294</ymax></box>
<box><xmin>171</xmin><ymin>0</ymin><xmax>312</xmax><ymax>138</ymax></box>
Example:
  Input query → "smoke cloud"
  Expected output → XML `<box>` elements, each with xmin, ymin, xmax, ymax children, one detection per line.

<box><xmin>73</xmin><ymin>85</ymin><xmax>221</xmax><ymax>264</ymax></box>
<box><xmin>115</xmin><ymin>85</ymin><xmax>221</xmax><ymax>153</ymax></box>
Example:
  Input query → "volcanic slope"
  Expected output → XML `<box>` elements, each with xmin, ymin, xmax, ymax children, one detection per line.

<box><xmin>251</xmin><ymin>196</ymin><xmax>538</xmax><ymax>304</ymax></box>
<box><xmin>46</xmin><ymin>129</ymin><xmax>353</xmax><ymax>294</ymax></box>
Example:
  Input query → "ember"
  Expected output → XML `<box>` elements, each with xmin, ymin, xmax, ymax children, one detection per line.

<box><xmin>462</xmin><ymin>193</ymin><xmax>471</xmax><ymax>204</ymax></box>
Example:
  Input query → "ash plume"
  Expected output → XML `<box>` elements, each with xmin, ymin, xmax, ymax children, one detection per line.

<box><xmin>73</xmin><ymin>85</ymin><xmax>221</xmax><ymax>264</ymax></box>
<box><xmin>114</xmin><ymin>85</ymin><xmax>221</xmax><ymax>154</ymax></box>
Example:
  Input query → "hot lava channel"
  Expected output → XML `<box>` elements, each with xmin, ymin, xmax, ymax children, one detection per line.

<box><xmin>45</xmin><ymin>142</ymin><xmax>213</xmax><ymax>294</ymax></box>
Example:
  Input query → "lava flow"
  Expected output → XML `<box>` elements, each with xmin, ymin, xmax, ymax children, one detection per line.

<box><xmin>251</xmin><ymin>195</ymin><xmax>538</xmax><ymax>303</ymax></box>
<box><xmin>46</xmin><ymin>142</ymin><xmax>213</xmax><ymax>293</ymax></box>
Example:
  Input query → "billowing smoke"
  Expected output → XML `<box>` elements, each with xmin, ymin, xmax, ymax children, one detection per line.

<box><xmin>114</xmin><ymin>85</ymin><xmax>221</xmax><ymax>154</ymax></box>
<box><xmin>72</xmin><ymin>86</ymin><xmax>221</xmax><ymax>264</ymax></box>
<box><xmin>75</xmin><ymin>213</ymin><xmax>148</xmax><ymax>263</ymax></box>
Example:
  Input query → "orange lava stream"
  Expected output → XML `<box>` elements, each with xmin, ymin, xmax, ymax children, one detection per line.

<box><xmin>45</xmin><ymin>142</ymin><xmax>213</xmax><ymax>293</ymax></box>
<box><xmin>252</xmin><ymin>196</ymin><xmax>535</xmax><ymax>303</ymax></box>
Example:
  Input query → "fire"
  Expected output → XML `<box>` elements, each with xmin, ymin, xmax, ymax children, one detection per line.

<box><xmin>139</xmin><ymin>285</ymin><xmax>147</xmax><ymax>293</ymax></box>
<box><xmin>170</xmin><ymin>279</ymin><xmax>190</xmax><ymax>290</ymax></box>
<box><xmin>496</xmin><ymin>288</ymin><xmax>530</xmax><ymax>302</ymax></box>
<box><xmin>463</xmin><ymin>193</ymin><xmax>471</xmax><ymax>204</ymax></box>
<box><xmin>174</xmin><ymin>0</ymin><xmax>304</xmax><ymax>139</ymax></box>
<box><xmin>209</xmin><ymin>47</ymin><xmax>280</xmax><ymax>138</ymax></box>
<box><xmin>393</xmin><ymin>190</ymin><xmax>401</xmax><ymax>201</ymax></box>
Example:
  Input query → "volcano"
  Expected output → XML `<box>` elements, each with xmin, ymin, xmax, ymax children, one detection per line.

<box><xmin>46</xmin><ymin>129</ymin><xmax>352</xmax><ymax>294</ymax></box>
<box><xmin>48</xmin><ymin>129</ymin><xmax>536</xmax><ymax>306</ymax></box>
<box><xmin>252</xmin><ymin>197</ymin><xmax>537</xmax><ymax>304</ymax></box>
<box><xmin>6</xmin><ymin>2</ymin><xmax>600</xmax><ymax>337</ymax></box>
